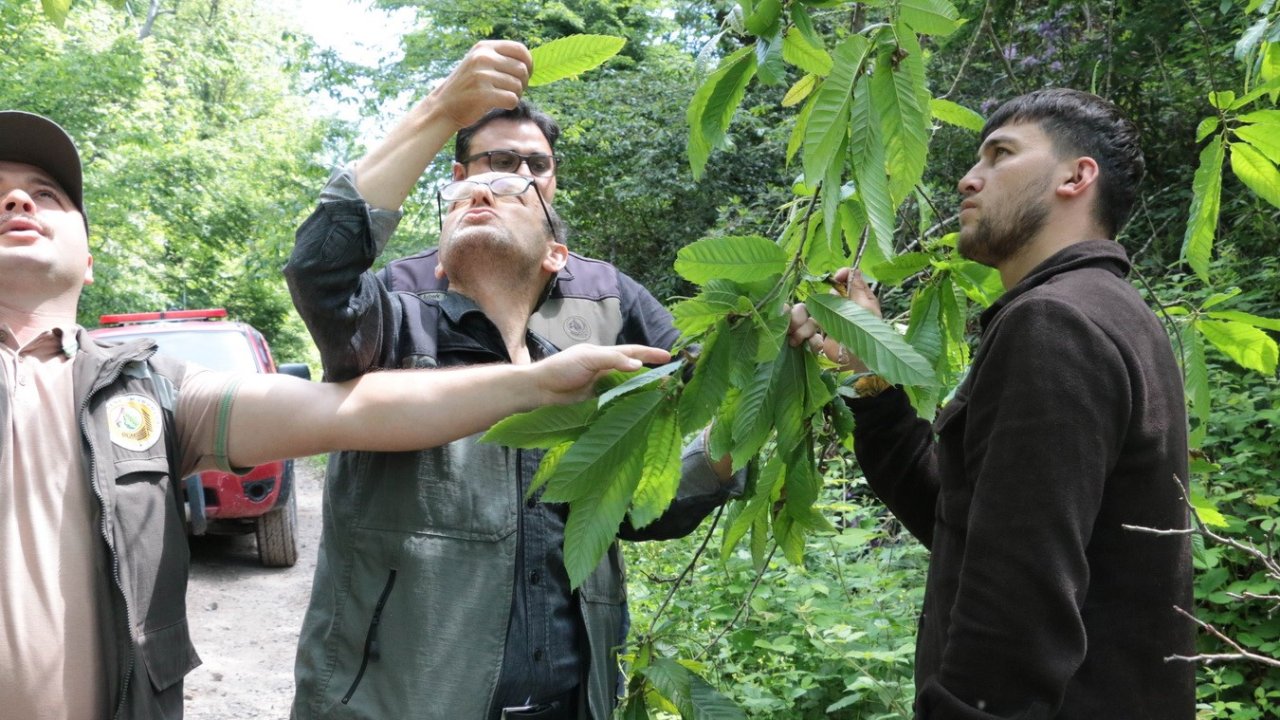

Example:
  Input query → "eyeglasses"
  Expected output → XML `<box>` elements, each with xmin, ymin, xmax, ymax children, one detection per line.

<box><xmin>436</xmin><ymin>175</ymin><xmax>555</xmax><ymax>238</ymax></box>
<box><xmin>458</xmin><ymin>150</ymin><xmax>557</xmax><ymax>177</ymax></box>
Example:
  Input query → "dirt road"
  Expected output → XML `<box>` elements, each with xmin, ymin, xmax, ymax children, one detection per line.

<box><xmin>182</xmin><ymin>457</ymin><xmax>326</xmax><ymax>720</ymax></box>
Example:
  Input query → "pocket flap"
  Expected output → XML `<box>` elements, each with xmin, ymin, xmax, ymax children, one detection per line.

<box><xmin>137</xmin><ymin>619</ymin><xmax>202</xmax><ymax>692</ymax></box>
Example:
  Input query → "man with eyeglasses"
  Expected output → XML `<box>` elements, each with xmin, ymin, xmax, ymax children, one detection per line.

<box><xmin>284</xmin><ymin>40</ymin><xmax>740</xmax><ymax>720</ymax></box>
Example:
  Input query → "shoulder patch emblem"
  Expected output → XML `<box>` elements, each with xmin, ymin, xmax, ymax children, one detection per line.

<box><xmin>105</xmin><ymin>394</ymin><xmax>163</xmax><ymax>452</ymax></box>
<box><xmin>563</xmin><ymin>315</ymin><xmax>592</xmax><ymax>342</ymax></box>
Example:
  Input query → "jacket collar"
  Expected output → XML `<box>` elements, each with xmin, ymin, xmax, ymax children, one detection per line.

<box><xmin>980</xmin><ymin>240</ymin><xmax>1131</xmax><ymax>332</ymax></box>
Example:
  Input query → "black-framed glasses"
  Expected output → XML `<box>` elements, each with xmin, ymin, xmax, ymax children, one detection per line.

<box><xmin>458</xmin><ymin>149</ymin><xmax>558</xmax><ymax>177</ymax></box>
<box><xmin>436</xmin><ymin>174</ymin><xmax>555</xmax><ymax>238</ymax></box>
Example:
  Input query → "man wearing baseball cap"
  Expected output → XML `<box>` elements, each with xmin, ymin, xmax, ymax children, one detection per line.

<box><xmin>0</xmin><ymin>110</ymin><xmax>669</xmax><ymax>720</ymax></box>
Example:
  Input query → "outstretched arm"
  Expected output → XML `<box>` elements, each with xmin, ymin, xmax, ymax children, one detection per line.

<box><xmin>223</xmin><ymin>344</ymin><xmax>669</xmax><ymax>467</ymax></box>
<box><xmin>355</xmin><ymin>40</ymin><xmax>532</xmax><ymax>210</ymax></box>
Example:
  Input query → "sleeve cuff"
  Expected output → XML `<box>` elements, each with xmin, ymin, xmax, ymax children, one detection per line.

<box><xmin>319</xmin><ymin>165</ymin><xmax>403</xmax><ymax>254</ymax></box>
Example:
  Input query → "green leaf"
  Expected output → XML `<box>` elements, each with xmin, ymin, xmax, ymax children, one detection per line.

<box><xmin>865</xmin><ymin>251</ymin><xmax>931</xmax><ymax>285</ymax></box>
<box><xmin>543</xmin><ymin>390</ymin><xmax>665</xmax><ymax>503</ymax></box>
<box><xmin>929</xmin><ymin>97</ymin><xmax>984</xmax><ymax>132</ymax></box>
<box><xmin>598</xmin><ymin>360</ymin><xmax>682</xmax><ymax>407</ymax></box>
<box><xmin>787</xmin><ymin>90</ymin><xmax>816</xmax><ymax>163</ymax></box>
<box><xmin>680</xmin><ymin>320</ymin><xmax>734</xmax><ymax>435</ymax></box>
<box><xmin>675</xmin><ymin>236</ymin><xmax>788</xmax><ymax>285</ymax></box>
<box><xmin>687</xmin><ymin>666</ymin><xmax>748</xmax><ymax>719</ymax></box>
<box><xmin>782</xmin><ymin>73</ymin><xmax>818</xmax><ymax>107</ymax></box>
<box><xmin>1194</xmin><ymin>116</ymin><xmax>1220</xmax><ymax>143</ymax></box>
<box><xmin>1234</xmin><ymin>122</ymin><xmax>1280</xmax><ymax>164</ymax></box>
<box><xmin>528</xmin><ymin>35</ymin><xmax>626</xmax><ymax>86</ymax></box>
<box><xmin>730</xmin><ymin>356</ymin><xmax>783</xmax><ymax>468</ymax></box>
<box><xmin>801</xmin><ymin>347</ymin><xmax>835</xmax><ymax>416</ymax></box>
<box><xmin>803</xmin><ymin>35</ymin><xmax>870</xmax><ymax>185</ymax></box>
<box><xmin>699</xmin><ymin>47</ymin><xmax>758</xmax><ymax>165</ymax></box>
<box><xmin>755</xmin><ymin>31</ymin><xmax>787</xmax><ymax>86</ymax></box>
<box><xmin>1227</xmin><ymin>75</ymin><xmax>1280</xmax><ymax>110</ymax></box>
<box><xmin>1205</xmin><ymin>309</ymin><xmax>1280</xmax><ymax>331</ymax></box>
<box><xmin>946</xmin><ymin>258</ymin><xmax>1004</xmax><ymax>307</ymax></box>
<box><xmin>687</xmin><ymin>46</ymin><xmax>756</xmax><ymax>179</ymax></box>
<box><xmin>642</xmin><ymin>659</ymin><xmax>694</xmax><ymax>718</ymax></box>
<box><xmin>1195</xmin><ymin>318</ymin><xmax>1279</xmax><ymax>374</ymax></box>
<box><xmin>806</xmin><ymin>294</ymin><xmax>939</xmax><ymax>386</ymax></box>
<box><xmin>1182</xmin><ymin>139</ymin><xmax>1224</xmax><ymax>284</ymax></box>
<box><xmin>770</xmin><ymin>348</ymin><xmax>808</xmax><ymax>454</ymax></box>
<box><xmin>744</xmin><ymin>0</ymin><xmax>783</xmax><ymax>36</ymax></box>
<box><xmin>1238</xmin><ymin>109</ymin><xmax>1280</xmax><ymax>125</ymax></box>
<box><xmin>1209</xmin><ymin>90</ymin><xmax>1237</xmax><ymax>110</ymax></box>
<box><xmin>1184</xmin><ymin>330</ymin><xmax>1210</xmax><ymax>449</ymax></box>
<box><xmin>1200</xmin><ymin>287</ymin><xmax>1241</xmax><ymax>309</ymax></box>
<box><xmin>898</xmin><ymin>0</ymin><xmax>961</xmax><ymax>36</ymax></box>
<box><xmin>905</xmin><ymin>284</ymin><xmax>944</xmax><ymax>367</ymax></box>
<box><xmin>783</xmin><ymin>26</ymin><xmax>833</xmax><ymax>76</ymax></box>
<box><xmin>41</xmin><ymin>0</ymin><xmax>71</xmax><ymax>27</ymax></box>
<box><xmin>1230</xmin><ymin>140</ymin><xmax>1280</xmax><ymax>207</ymax></box>
<box><xmin>671</xmin><ymin>288</ymin><xmax>750</xmax><ymax>338</ymax></box>
<box><xmin>851</xmin><ymin>76</ymin><xmax>895</xmax><ymax>259</ymax></box>
<box><xmin>480</xmin><ymin>397</ymin><xmax>595</xmax><ymax>448</ymax></box>
<box><xmin>629</xmin><ymin>399</ymin><xmax>682</xmax><ymax>528</ymax></box>
<box><xmin>1235</xmin><ymin>17</ymin><xmax>1271</xmax><ymax>62</ymax></box>
<box><xmin>528</xmin><ymin>441</ymin><xmax>573</xmax><ymax>498</ymax></box>
<box><xmin>871</xmin><ymin>46</ymin><xmax>930</xmax><ymax>204</ymax></box>
<box><xmin>562</xmin><ymin>457</ymin><xmax>642</xmax><ymax>588</ymax></box>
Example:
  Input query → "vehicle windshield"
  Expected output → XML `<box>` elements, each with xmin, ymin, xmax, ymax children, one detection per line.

<box><xmin>107</xmin><ymin>329</ymin><xmax>261</xmax><ymax>373</ymax></box>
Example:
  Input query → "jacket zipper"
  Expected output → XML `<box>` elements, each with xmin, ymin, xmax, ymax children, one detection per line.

<box><xmin>341</xmin><ymin>568</ymin><xmax>398</xmax><ymax>704</ymax></box>
<box><xmin>86</xmin><ymin>348</ymin><xmax>155</xmax><ymax>720</ymax></box>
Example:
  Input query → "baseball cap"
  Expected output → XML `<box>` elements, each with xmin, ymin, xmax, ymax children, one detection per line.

<box><xmin>0</xmin><ymin>110</ymin><xmax>86</xmax><ymax>220</ymax></box>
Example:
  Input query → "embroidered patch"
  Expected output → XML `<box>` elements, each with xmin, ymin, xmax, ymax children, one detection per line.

<box><xmin>105</xmin><ymin>394</ymin><xmax>162</xmax><ymax>452</ymax></box>
<box><xmin>563</xmin><ymin>315</ymin><xmax>591</xmax><ymax>342</ymax></box>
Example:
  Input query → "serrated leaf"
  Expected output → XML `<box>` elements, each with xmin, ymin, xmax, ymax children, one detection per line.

<box><xmin>930</xmin><ymin>97</ymin><xmax>984</xmax><ymax>132</ymax></box>
<box><xmin>1182</xmin><ymin>139</ymin><xmax>1224</xmax><ymax>284</ymax></box>
<box><xmin>562</xmin><ymin>456</ymin><xmax>642</xmax><ymax>588</ymax></box>
<box><xmin>708</xmin><ymin>387</ymin><xmax>740</xmax><ymax>460</ymax></box>
<box><xmin>783</xmin><ymin>442</ymin><xmax>820</xmax><ymax>509</ymax></box>
<box><xmin>1230</xmin><ymin>140</ymin><xmax>1280</xmax><ymax>207</ymax></box>
<box><xmin>905</xmin><ymin>284</ymin><xmax>944</xmax><ymax>367</ymax></box>
<box><xmin>671</xmin><ymin>288</ymin><xmax>748</xmax><ymax>337</ymax></box>
<box><xmin>822</xmin><ymin>132</ymin><xmax>848</xmax><ymax>249</ymax></box>
<box><xmin>850</xmin><ymin>75</ymin><xmax>895</xmax><ymax>260</ymax></box>
<box><xmin>528</xmin><ymin>441</ymin><xmax>573</xmax><ymax>498</ymax></box>
<box><xmin>41</xmin><ymin>0</ymin><xmax>70</xmax><ymax>26</ymax></box>
<box><xmin>947</xmin><ymin>258</ymin><xmax>1004</xmax><ymax>306</ymax></box>
<box><xmin>755</xmin><ymin>31</ymin><xmax>786</xmax><ymax>86</ymax></box>
<box><xmin>1238</xmin><ymin>109</ymin><xmax>1280</xmax><ymax>125</ymax></box>
<box><xmin>803</xmin><ymin>35</ymin><xmax>870</xmax><ymax>186</ymax></box>
<box><xmin>700</xmin><ymin>47</ymin><xmax>758</xmax><ymax>165</ymax></box>
<box><xmin>688</xmin><ymin>670</ymin><xmax>747</xmax><ymax>719</ymax></box>
<box><xmin>898</xmin><ymin>0</ymin><xmax>961</xmax><ymax>36</ymax></box>
<box><xmin>865</xmin><ymin>251</ymin><xmax>931</xmax><ymax>285</ymax></box>
<box><xmin>630</xmin><ymin>400</ymin><xmax>682</xmax><ymax>528</ymax></box>
<box><xmin>1234</xmin><ymin>122</ymin><xmax>1280</xmax><ymax>164</ymax></box>
<box><xmin>687</xmin><ymin>46</ymin><xmax>756</xmax><ymax>179</ymax></box>
<box><xmin>675</xmin><ymin>236</ymin><xmax>788</xmax><ymax>285</ymax></box>
<box><xmin>871</xmin><ymin>46</ymin><xmax>930</xmax><ymax>204</ymax></box>
<box><xmin>752</xmin><ymin>305</ymin><xmax>791</xmax><ymax>364</ymax></box>
<box><xmin>480</xmin><ymin>397</ymin><xmax>596</xmax><ymax>448</ymax></box>
<box><xmin>528</xmin><ymin>35</ymin><xmax>625</xmax><ymax>86</ymax></box>
<box><xmin>801</xmin><ymin>349</ymin><xmax>834</xmax><ymax>416</ymax></box>
<box><xmin>1228</xmin><ymin>76</ymin><xmax>1280</xmax><ymax>110</ymax></box>
<box><xmin>744</xmin><ymin>0</ymin><xmax>782</xmax><ymax>36</ymax></box>
<box><xmin>1236</xmin><ymin>17</ymin><xmax>1271</xmax><ymax>61</ymax></box>
<box><xmin>771</xmin><ymin>348</ymin><xmax>808</xmax><ymax>454</ymax></box>
<box><xmin>1201</xmin><ymin>287</ymin><xmax>1242</xmax><ymax>309</ymax></box>
<box><xmin>598</xmin><ymin>360</ymin><xmax>682</xmax><ymax>407</ymax></box>
<box><xmin>782</xmin><ymin>73</ymin><xmax>819</xmax><ymax>108</ymax></box>
<box><xmin>807</xmin><ymin>294</ymin><xmax>939</xmax><ymax>386</ymax></box>
<box><xmin>1195</xmin><ymin>318</ymin><xmax>1279</xmax><ymax>374</ymax></box>
<box><xmin>1205</xmin><ymin>309</ymin><xmax>1280</xmax><ymax>331</ymax></box>
<box><xmin>1185</xmin><ymin>330</ymin><xmax>1210</xmax><ymax>449</ymax></box>
<box><xmin>1209</xmin><ymin>90</ymin><xmax>1237</xmax><ymax>110</ymax></box>
<box><xmin>772</xmin><ymin>507</ymin><xmax>807</xmax><ymax>564</ymax></box>
<box><xmin>543</xmin><ymin>390</ymin><xmax>665</xmax><ymax>503</ymax></box>
<box><xmin>1195</xmin><ymin>116</ymin><xmax>1220</xmax><ymax>143</ymax></box>
<box><xmin>721</xmin><ymin>454</ymin><xmax>783</xmax><ymax>562</ymax></box>
<box><xmin>787</xmin><ymin>91</ymin><xmax>816</xmax><ymax>164</ymax></box>
<box><xmin>783</xmin><ymin>27</ymin><xmax>833</xmax><ymax>76</ymax></box>
<box><xmin>730</xmin><ymin>357</ymin><xmax>782</xmax><ymax>469</ymax></box>
<box><xmin>642</xmin><ymin>659</ymin><xmax>695</xmax><ymax>717</ymax></box>
<box><xmin>680</xmin><ymin>320</ymin><xmax>734</xmax><ymax>435</ymax></box>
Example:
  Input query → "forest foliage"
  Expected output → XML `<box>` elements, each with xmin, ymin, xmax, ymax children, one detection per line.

<box><xmin>17</xmin><ymin>0</ymin><xmax>1280</xmax><ymax>717</ymax></box>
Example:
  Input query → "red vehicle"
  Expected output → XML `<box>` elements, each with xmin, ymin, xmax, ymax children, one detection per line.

<box><xmin>90</xmin><ymin>309</ymin><xmax>312</xmax><ymax>567</ymax></box>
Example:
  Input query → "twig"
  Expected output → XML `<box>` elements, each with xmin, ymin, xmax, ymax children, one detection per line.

<box><xmin>1165</xmin><ymin>606</ymin><xmax>1280</xmax><ymax>668</ymax></box>
<box><xmin>942</xmin><ymin>0</ymin><xmax>992</xmax><ymax>100</ymax></box>
<box><xmin>645</xmin><ymin>504</ymin><xmax>726</xmax><ymax>638</ymax></box>
<box><xmin>695</xmin><ymin>544</ymin><xmax>779</xmax><ymax>660</ymax></box>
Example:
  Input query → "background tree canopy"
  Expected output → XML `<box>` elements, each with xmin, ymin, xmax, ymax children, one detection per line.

<box><xmin>15</xmin><ymin>0</ymin><xmax>1280</xmax><ymax>716</ymax></box>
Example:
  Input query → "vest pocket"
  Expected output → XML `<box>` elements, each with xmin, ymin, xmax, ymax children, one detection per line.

<box><xmin>341</xmin><ymin>569</ymin><xmax>398</xmax><ymax>704</ymax></box>
<box><xmin>137</xmin><ymin>618</ymin><xmax>202</xmax><ymax>692</ymax></box>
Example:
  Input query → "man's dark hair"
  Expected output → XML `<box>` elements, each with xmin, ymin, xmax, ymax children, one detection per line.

<box><xmin>982</xmin><ymin>88</ymin><xmax>1145</xmax><ymax>238</ymax></box>
<box><xmin>454</xmin><ymin>100</ymin><xmax>561</xmax><ymax>163</ymax></box>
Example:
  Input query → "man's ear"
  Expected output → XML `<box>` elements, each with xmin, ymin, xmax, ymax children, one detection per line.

<box><xmin>83</xmin><ymin>254</ymin><xmax>94</xmax><ymax>285</ymax></box>
<box><xmin>451</xmin><ymin>162</ymin><xmax>467</xmax><ymax>181</ymax></box>
<box><xmin>543</xmin><ymin>241</ymin><xmax>568</xmax><ymax>274</ymax></box>
<box><xmin>435</xmin><ymin>262</ymin><xmax>447</xmax><ymax>280</ymax></box>
<box><xmin>1057</xmin><ymin>156</ymin><xmax>1099</xmax><ymax>199</ymax></box>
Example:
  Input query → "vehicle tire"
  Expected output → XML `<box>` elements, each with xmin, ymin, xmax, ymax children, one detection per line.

<box><xmin>255</xmin><ymin>466</ymin><xmax>298</xmax><ymax>568</ymax></box>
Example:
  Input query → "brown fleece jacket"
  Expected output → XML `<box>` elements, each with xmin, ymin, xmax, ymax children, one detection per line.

<box><xmin>849</xmin><ymin>240</ymin><xmax>1194</xmax><ymax>720</ymax></box>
